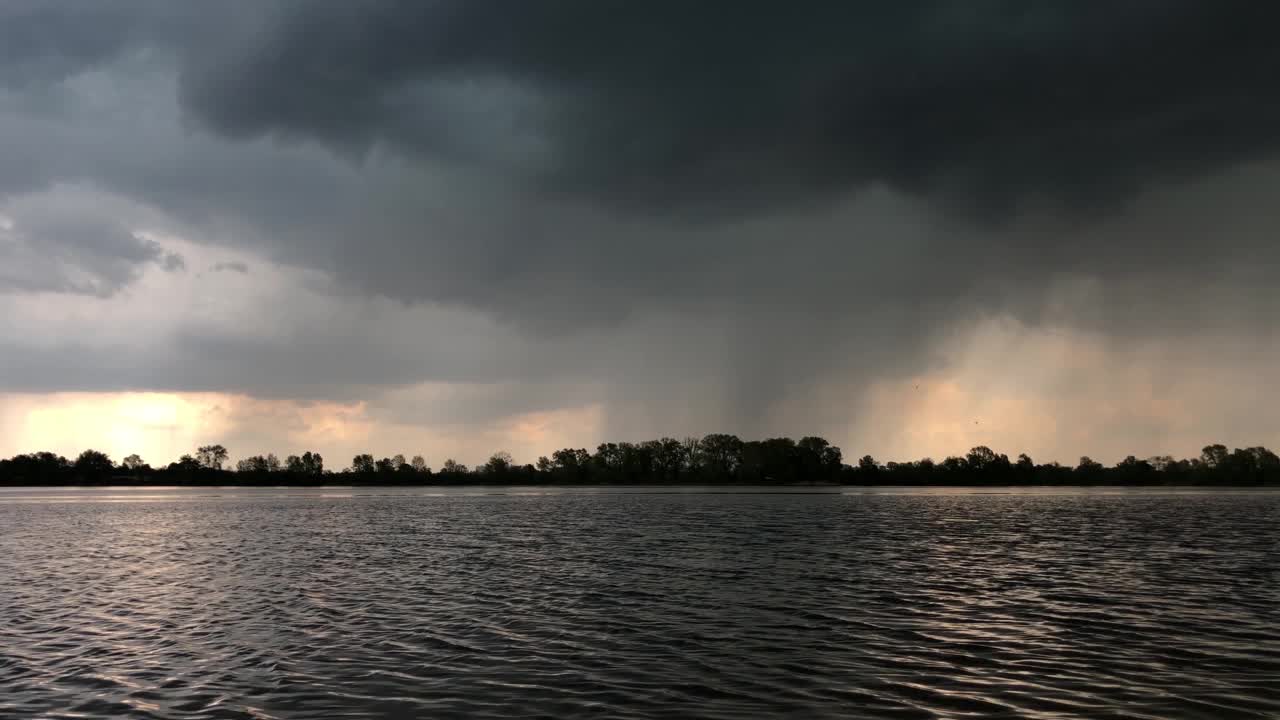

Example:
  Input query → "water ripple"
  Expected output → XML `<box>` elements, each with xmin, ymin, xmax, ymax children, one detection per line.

<box><xmin>1</xmin><ymin>489</ymin><xmax>1277</xmax><ymax>718</ymax></box>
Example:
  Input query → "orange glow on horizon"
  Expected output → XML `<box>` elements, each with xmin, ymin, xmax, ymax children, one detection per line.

<box><xmin>0</xmin><ymin>389</ymin><xmax>606</xmax><ymax>470</ymax></box>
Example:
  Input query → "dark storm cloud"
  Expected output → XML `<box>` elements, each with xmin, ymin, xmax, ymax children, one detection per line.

<box><xmin>177</xmin><ymin>1</ymin><xmax>1280</xmax><ymax>216</ymax></box>
<box><xmin>2</xmin><ymin>0</ymin><xmax>1279</xmax><ymax>457</ymax></box>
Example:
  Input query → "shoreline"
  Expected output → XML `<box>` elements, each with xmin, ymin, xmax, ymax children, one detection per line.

<box><xmin>4</xmin><ymin>483</ymin><xmax>1277</xmax><ymax>491</ymax></box>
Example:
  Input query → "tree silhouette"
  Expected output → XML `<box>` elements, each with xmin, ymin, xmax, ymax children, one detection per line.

<box><xmin>291</xmin><ymin>451</ymin><xmax>323</xmax><ymax>475</ymax></box>
<box><xmin>237</xmin><ymin>456</ymin><xmax>272</xmax><ymax>473</ymax></box>
<box><xmin>484</xmin><ymin>451</ymin><xmax>514</xmax><ymax>475</ymax></box>
<box><xmin>1076</xmin><ymin>456</ymin><xmax>1104</xmax><ymax>481</ymax></box>
<box><xmin>1201</xmin><ymin>444</ymin><xmax>1229</xmax><ymax>469</ymax></box>
<box><xmin>441</xmin><ymin>459</ymin><xmax>467</xmax><ymax>474</ymax></box>
<box><xmin>3</xmin><ymin>436</ymin><xmax>1279</xmax><ymax>487</ymax></box>
<box><xmin>171</xmin><ymin>454</ymin><xmax>201</xmax><ymax>472</ymax></box>
<box><xmin>74</xmin><ymin>449</ymin><xmax>114</xmax><ymax>475</ymax></box>
<box><xmin>196</xmin><ymin>445</ymin><xmax>228</xmax><ymax>471</ymax></box>
<box><xmin>965</xmin><ymin>446</ymin><xmax>998</xmax><ymax>470</ymax></box>
<box><xmin>351</xmin><ymin>454</ymin><xmax>375</xmax><ymax>473</ymax></box>
<box><xmin>697</xmin><ymin>434</ymin><xmax>744</xmax><ymax>482</ymax></box>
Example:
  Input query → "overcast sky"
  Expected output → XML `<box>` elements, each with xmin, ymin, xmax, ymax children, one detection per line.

<box><xmin>2</xmin><ymin>1</ymin><xmax>1278</xmax><ymax>468</ymax></box>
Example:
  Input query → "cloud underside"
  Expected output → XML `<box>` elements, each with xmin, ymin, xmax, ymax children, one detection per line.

<box><xmin>1</xmin><ymin>1</ymin><xmax>1278</xmax><ymax>460</ymax></box>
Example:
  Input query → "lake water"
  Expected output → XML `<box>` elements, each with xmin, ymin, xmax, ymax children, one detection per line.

<box><xmin>1</xmin><ymin>487</ymin><xmax>1277</xmax><ymax>719</ymax></box>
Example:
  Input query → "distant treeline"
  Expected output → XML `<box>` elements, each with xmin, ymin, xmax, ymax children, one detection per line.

<box><xmin>2</xmin><ymin>437</ymin><xmax>1278</xmax><ymax>486</ymax></box>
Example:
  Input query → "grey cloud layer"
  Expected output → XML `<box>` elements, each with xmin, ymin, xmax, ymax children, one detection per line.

<box><xmin>0</xmin><ymin>187</ymin><xmax>184</xmax><ymax>297</ymax></box>
<box><xmin>1</xmin><ymin>2</ymin><xmax>1278</xmax><ymax>455</ymax></box>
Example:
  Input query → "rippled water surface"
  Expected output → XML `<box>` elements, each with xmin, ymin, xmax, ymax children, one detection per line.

<box><xmin>2</xmin><ymin>487</ymin><xmax>1277</xmax><ymax>719</ymax></box>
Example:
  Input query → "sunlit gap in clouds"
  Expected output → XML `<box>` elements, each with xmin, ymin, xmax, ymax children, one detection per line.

<box><xmin>3</xmin><ymin>392</ymin><xmax>232</xmax><ymax>463</ymax></box>
<box><xmin>0</xmin><ymin>390</ymin><xmax>606</xmax><ymax>470</ymax></box>
<box><xmin>0</xmin><ymin>392</ymin><xmax>359</xmax><ymax>466</ymax></box>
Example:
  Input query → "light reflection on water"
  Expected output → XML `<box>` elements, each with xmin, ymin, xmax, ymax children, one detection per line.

<box><xmin>1</xmin><ymin>488</ymin><xmax>1277</xmax><ymax>719</ymax></box>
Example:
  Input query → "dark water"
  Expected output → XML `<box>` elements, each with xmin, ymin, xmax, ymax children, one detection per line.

<box><xmin>1</xmin><ymin>487</ymin><xmax>1277</xmax><ymax>719</ymax></box>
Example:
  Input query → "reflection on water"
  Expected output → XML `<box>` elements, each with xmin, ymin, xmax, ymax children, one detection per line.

<box><xmin>1</xmin><ymin>488</ymin><xmax>1277</xmax><ymax>719</ymax></box>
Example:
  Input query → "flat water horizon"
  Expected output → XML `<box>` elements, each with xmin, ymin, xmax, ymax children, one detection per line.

<box><xmin>3</xmin><ymin>484</ymin><xmax>1278</xmax><ymax>503</ymax></box>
